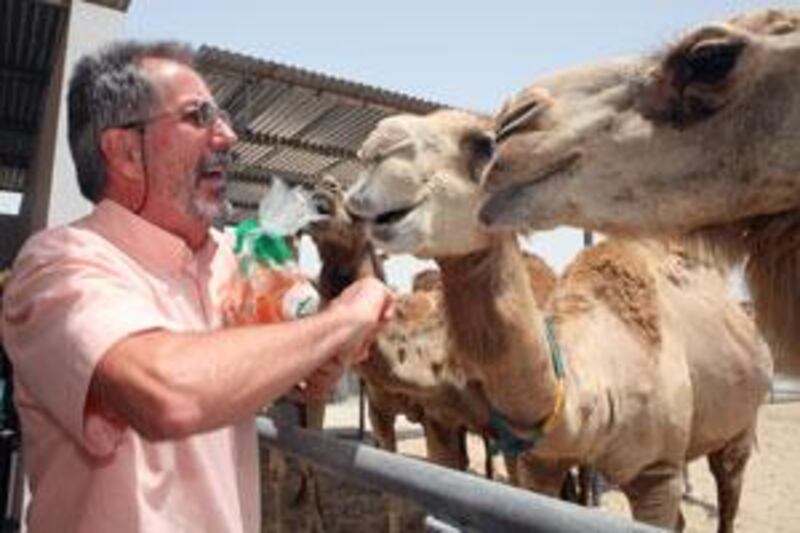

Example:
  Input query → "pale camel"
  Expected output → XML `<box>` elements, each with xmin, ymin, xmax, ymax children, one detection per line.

<box><xmin>347</xmin><ymin>109</ymin><xmax>773</xmax><ymax>531</ymax></box>
<box><xmin>480</xmin><ymin>8</ymin><xmax>800</xmax><ymax>370</ymax></box>
<box><xmin>305</xmin><ymin>176</ymin><xmax>559</xmax><ymax>469</ymax></box>
<box><xmin>306</xmin><ymin>176</ymin><xmax>480</xmax><ymax>470</ymax></box>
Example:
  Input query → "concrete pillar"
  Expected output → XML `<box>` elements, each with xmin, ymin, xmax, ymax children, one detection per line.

<box><xmin>9</xmin><ymin>3</ymin><xmax>128</xmax><ymax>530</ymax></box>
<box><xmin>21</xmin><ymin>1</ymin><xmax>127</xmax><ymax>234</ymax></box>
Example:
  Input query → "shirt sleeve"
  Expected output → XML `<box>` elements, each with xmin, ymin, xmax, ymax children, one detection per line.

<box><xmin>1</xmin><ymin>233</ymin><xmax>181</xmax><ymax>457</ymax></box>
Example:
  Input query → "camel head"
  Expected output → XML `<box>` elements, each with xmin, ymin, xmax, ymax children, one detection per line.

<box><xmin>346</xmin><ymin>110</ymin><xmax>496</xmax><ymax>257</ymax></box>
<box><xmin>301</xmin><ymin>174</ymin><xmax>365</xmax><ymax>248</ymax></box>
<box><xmin>480</xmin><ymin>8</ymin><xmax>800</xmax><ymax>236</ymax></box>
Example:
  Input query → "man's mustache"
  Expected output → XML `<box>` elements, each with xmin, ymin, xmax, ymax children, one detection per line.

<box><xmin>199</xmin><ymin>151</ymin><xmax>236</xmax><ymax>174</ymax></box>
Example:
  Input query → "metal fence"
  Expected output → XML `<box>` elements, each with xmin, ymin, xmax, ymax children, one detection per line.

<box><xmin>769</xmin><ymin>373</ymin><xmax>800</xmax><ymax>404</ymax></box>
<box><xmin>256</xmin><ymin>415</ymin><xmax>663</xmax><ymax>533</ymax></box>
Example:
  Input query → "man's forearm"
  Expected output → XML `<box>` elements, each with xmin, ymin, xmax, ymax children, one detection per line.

<box><xmin>92</xmin><ymin>305</ymin><xmax>361</xmax><ymax>439</ymax></box>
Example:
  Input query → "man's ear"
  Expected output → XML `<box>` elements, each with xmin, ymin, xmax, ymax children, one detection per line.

<box><xmin>100</xmin><ymin>128</ymin><xmax>144</xmax><ymax>182</ymax></box>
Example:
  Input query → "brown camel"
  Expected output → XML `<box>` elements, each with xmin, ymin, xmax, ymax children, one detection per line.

<box><xmin>347</xmin><ymin>109</ymin><xmax>773</xmax><ymax>531</ymax></box>
<box><xmin>480</xmin><ymin>8</ymin><xmax>800</xmax><ymax>370</ymax></box>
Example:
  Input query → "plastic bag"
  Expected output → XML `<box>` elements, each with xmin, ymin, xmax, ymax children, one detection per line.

<box><xmin>232</xmin><ymin>178</ymin><xmax>324</xmax><ymax>323</ymax></box>
<box><xmin>257</xmin><ymin>177</ymin><xmax>328</xmax><ymax>236</ymax></box>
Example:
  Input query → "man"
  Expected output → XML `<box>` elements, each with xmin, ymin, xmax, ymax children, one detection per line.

<box><xmin>0</xmin><ymin>41</ymin><xmax>393</xmax><ymax>532</ymax></box>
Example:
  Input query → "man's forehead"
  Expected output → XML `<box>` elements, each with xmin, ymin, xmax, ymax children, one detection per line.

<box><xmin>139</xmin><ymin>57</ymin><xmax>211</xmax><ymax>104</ymax></box>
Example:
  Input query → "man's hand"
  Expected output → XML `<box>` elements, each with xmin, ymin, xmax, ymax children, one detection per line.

<box><xmin>329</xmin><ymin>277</ymin><xmax>394</xmax><ymax>365</ymax></box>
<box><xmin>302</xmin><ymin>356</ymin><xmax>345</xmax><ymax>401</ymax></box>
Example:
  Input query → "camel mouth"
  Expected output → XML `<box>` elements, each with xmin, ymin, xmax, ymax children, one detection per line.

<box><xmin>371</xmin><ymin>198</ymin><xmax>426</xmax><ymax>228</ymax></box>
<box><xmin>480</xmin><ymin>184</ymin><xmax>547</xmax><ymax>229</ymax></box>
<box><xmin>500</xmin><ymin>151</ymin><xmax>582</xmax><ymax>192</ymax></box>
<box><xmin>479</xmin><ymin>154</ymin><xmax>581</xmax><ymax>230</ymax></box>
<box><xmin>534</xmin><ymin>152</ymin><xmax>581</xmax><ymax>184</ymax></box>
<box><xmin>311</xmin><ymin>192</ymin><xmax>337</xmax><ymax>218</ymax></box>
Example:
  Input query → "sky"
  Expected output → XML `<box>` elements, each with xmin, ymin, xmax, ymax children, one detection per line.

<box><xmin>125</xmin><ymin>0</ymin><xmax>778</xmax><ymax>292</ymax></box>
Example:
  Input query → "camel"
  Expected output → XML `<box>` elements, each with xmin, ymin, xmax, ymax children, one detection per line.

<box><xmin>480</xmin><ymin>8</ymin><xmax>800</xmax><ymax>370</ymax></box>
<box><xmin>305</xmin><ymin>176</ymin><xmax>570</xmax><ymax>473</ymax></box>
<box><xmin>307</xmin><ymin>178</ymin><xmax>481</xmax><ymax>472</ymax></box>
<box><xmin>346</xmin><ymin>109</ymin><xmax>773</xmax><ymax>531</ymax></box>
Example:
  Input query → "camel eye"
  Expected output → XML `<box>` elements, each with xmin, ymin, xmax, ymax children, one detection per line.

<box><xmin>676</xmin><ymin>38</ymin><xmax>745</xmax><ymax>87</ymax></box>
<box><xmin>462</xmin><ymin>131</ymin><xmax>495</xmax><ymax>182</ymax></box>
<box><xmin>468</xmin><ymin>132</ymin><xmax>495</xmax><ymax>161</ymax></box>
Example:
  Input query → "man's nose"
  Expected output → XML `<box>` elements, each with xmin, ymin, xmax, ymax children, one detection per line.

<box><xmin>211</xmin><ymin>116</ymin><xmax>238</xmax><ymax>149</ymax></box>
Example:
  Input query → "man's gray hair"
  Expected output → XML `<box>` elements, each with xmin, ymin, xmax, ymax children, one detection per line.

<box><xmin>67</xmin><ymin>40</ymin><xmax>195</xmax><ymax>202</ymax></box>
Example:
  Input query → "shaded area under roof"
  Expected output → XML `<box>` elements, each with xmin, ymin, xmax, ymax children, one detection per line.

<box><xmin>0</xmin><ymin>0</ymin><xmax>67</xmax><ymax>194</ymax></box>
<box><xmin>85</xmin><ymin>0</ymin><xmax>132</xmax><ymax>11</ymax></box>
<box><xmin>195</xmin><ymin>45</ymin><xmax>447</xmax><ymax>221</ymax></box>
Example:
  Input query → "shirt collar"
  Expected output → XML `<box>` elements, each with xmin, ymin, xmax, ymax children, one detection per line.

<box><xmin>79</xmin><ymin>200</ymin><xmax>218</xmax><ymax>273</ymax></box>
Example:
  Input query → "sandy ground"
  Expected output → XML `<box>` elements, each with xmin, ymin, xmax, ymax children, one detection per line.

<box><xmin>260</xmin><ymin>399</ymin><xmax>800</xmax><ymax>532</ymax></box>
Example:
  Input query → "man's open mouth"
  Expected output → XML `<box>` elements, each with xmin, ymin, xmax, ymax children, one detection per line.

<box><xmin>200</xmin><ymin>168</ymin><xmax>226</xmax><ymax>181</ymax></box>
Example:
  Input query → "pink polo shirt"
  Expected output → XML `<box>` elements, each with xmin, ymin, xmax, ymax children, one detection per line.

<box><xmin>1</xmin><ymin>200</ymin><xmax>260</xmax><ymax>533</ymax></box>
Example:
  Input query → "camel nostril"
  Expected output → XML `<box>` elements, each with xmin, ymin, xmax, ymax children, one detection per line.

<box><xmin>481</xmin><ymin>159</ymin><xmax>508</xmax><ymax>192</ymax></box>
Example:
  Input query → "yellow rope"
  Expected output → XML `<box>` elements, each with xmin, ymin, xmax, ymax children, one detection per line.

<box><xmin>540</xmin><ymin>378</ymin><xmax>566</xmax><ymax>435</ymax></box>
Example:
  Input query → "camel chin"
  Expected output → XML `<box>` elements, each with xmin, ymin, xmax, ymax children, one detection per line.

<box><xmin>366</xmin><ymin>207</ymin><xmax>428</xmax><ymax>255</ymax></box>
<box><xmin>367</xmin><ymin>221</ymin><xmax>425</xmax><ymax>255</ymax></box>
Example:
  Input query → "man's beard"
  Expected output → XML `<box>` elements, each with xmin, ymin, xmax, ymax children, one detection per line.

<box><xmin>191</xmin><ymin>151</ymin><xmax>233</xmax><ymax>223</ymax></box>
<box><xmin>190</xmin><ymin>182</ymin><xmax>227</xmax><ymax>222</ymax></box>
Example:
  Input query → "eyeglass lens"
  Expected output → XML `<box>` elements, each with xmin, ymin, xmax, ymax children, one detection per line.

<box><xmin>185</xmin><ymin>102</ymin><xmax>231</xmax><ymax>128</ymax></box>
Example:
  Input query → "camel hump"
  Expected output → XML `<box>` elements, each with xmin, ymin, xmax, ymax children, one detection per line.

<box><xmin>560</xmin><ymin>241</ymin><xmax>661</xmax><ymax>347</ymax></box>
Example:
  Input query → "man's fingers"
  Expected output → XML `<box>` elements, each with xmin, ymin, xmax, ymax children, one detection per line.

<box><xmin>380</xmin><ymin>300</ymin><xmax>395</xmax><ymax>322</ymax></box>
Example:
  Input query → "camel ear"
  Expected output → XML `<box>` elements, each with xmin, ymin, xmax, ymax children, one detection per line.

<box><xmin>460</xmin><ymin>129</ymin><xmax>496</xmax><ymax>182</ymax></box>
<box><xmin>359</xmin><ymin>123</ymin><xmax>413</xmax><ymax>163</ymax></box>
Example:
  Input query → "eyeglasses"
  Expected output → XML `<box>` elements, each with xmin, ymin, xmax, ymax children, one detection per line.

<box><xmin>117</xmin><ymin>100</ymin><xmax>232</xmax><ymax>131</ymax></box>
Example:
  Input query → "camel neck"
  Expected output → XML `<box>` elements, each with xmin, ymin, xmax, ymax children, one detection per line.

<box><xmin>437</xmin><ymin>236</ymin><xmax>561</xmax><ymax>428</ymax></box>
<box><xmin>741</xmin><ymin>209</ymin><xmax>800</xmax><ymax>372</ymax></box>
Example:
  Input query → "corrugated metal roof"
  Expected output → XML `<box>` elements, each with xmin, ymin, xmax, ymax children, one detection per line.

<box><xmin>0</xmin><ymin>165</ymin><xmax>25</xmax><ymax>192</ymax></box>
<box><xmin>0</xmin><ymin>11</ymin><xmax>450</xmax><ymax>211</ymax></box>
<box><xmin>0</xmin><ymin>0</ymin><xmax>66</xmax><ymax>192</ymax></box>
<box><xmin>85</xmin><ymin>0</ymin><xmax>131</xmax><ymax>11</ymax></box>
<box><xmin>195</xmin><ymin>45</ymin><xmax>448</xmax><ymax>220</ymax></box>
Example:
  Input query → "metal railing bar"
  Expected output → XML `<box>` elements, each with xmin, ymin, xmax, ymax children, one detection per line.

<box><xmin>256</xmin><ymin>416</ymin><xmax>663</xmax><ymax>533</ymax></box>
<box><xmin>425</xmin><ymin>514</ymin><xmax>469</xmax><ymax>533</ymax></box>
